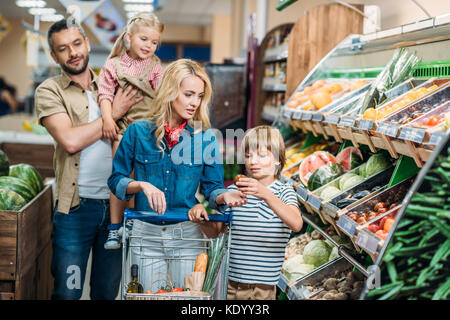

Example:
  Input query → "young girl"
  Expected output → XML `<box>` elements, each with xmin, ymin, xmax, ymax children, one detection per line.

<box><xmin>98</xmin><ymin>12</ymin><xmax>164</xmax><ymax>249</ymax></box>
<box><xmin>192</xmin><ymin>126</ymin><xmax>303</xmax><ymax>300</ymax></box>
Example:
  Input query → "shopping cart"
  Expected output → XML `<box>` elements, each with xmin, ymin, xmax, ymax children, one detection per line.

<box><xmin>121</xmin><ymin>208</ymin><xmax>232</xmax><ymax>300</ymax></box>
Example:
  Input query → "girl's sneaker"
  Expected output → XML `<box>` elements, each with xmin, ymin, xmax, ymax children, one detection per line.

<box><xmin>119</xmin><ymin>219</ymin><xmax>134</xmax><ymax>239</ymax></box>
<box><xmin>104</xmin><ymin>225</ymin><xmax>121</xmax><ymax>250</ymax></box>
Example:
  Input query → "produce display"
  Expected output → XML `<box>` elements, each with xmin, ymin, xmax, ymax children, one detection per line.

<box><xmin>287</xmin><ymin>79</ymin><xmax>368</xmax><ymax>111</ymax></box>
<box><xmin>410</xmin><ymin>101</ymin><xmax>449</xmax><ymax>128</ymax></box>
<box><xmin>299</xmin><ymin>151</ymin><xmax>338</xmax><ymax>187</ymax></box>
<box><xmin>315</xmin><ymin>152</ymin><xmax>391</xmax><ymax>200</ymax></box>
<box><xmin>0</xmin><ymin>151</ymin><xmax>44</xmax><ymax>211</ymax></box>
<box><xmin>367</xmin><ymin>142</ymin><xmax>450</xmax><ymax>300</ymax></box>
<box><xmin>305</xmin><ymin>269</ymin><xmax>366</xmax><ymax>300</ymax></box>
<box><xmin>282</xmin><ymin>227</ymin><xmax>352</xmax><ymax>282</ymax></box>
<box><xmin>364</xmin><ymin>205</ymin><xmax>401</xmax><ymax>240</ymax></box>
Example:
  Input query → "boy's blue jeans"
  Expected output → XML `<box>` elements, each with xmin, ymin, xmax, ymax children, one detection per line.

<box><xmin>51</xmin><ymin>198</ymin><xmax>122</xmax><ymax>300</ymax></box>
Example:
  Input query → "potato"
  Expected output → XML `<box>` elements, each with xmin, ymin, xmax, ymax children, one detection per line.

<box><xmin>352</xmin><ymin>281</ymin><xmax>365</xmax><ymax>290</ymax></box>
<box><xmin>323</xmin><ymin>278</ymin><xmax>339</xmax><ymax>291</ymax></box>
<box><xmin>350</xmin><ymin>287</ymin><xmax>362</xmax><ymax>300</ymax></box>
<box><xmin>334</xmin><ymin>292</ymin><xmax>348</xmax><ymax>300</ymax></box>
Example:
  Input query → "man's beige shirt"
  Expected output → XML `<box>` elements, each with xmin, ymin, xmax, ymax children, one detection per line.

<box><xmin>35</xmin><ymin>69</ymin><xmax>100</xmax><ymax>214</ymax></box>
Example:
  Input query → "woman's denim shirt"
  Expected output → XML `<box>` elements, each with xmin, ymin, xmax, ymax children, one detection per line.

<box><xmin>108</xmin><ymin>120</ymin><xmax>227</xmax><ymax>214</ymax></box>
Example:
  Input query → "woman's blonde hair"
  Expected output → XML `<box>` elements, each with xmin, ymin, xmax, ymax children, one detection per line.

<box><xmin>108</xmin><ymin>12</ymin><xmax>164</xmax><ymax>59</ymax></box>
<box><xmin>241</xmin><ymin>126</ymin><xmax>286</xmax><ymax>180</ymax></box>
<box><xmin>149</xmin><ymin>59</ymin><xmax>212</xmax><ymax>151</ymax></box>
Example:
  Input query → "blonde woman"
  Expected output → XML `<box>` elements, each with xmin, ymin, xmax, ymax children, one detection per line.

<box><xmin>108</xmin><ymin>59</ymin><xmax>246</xmax><ymax>293</ymax></box>
<box><xmin>98</xmin><ymin>12</ymin><xmax>164</xmax><ymax>249</ymax></box>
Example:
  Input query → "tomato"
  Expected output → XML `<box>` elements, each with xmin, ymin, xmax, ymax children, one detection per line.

<box><xmin>426</xmin><ymin>115</ymin><xmax>441</xmax><ymax>127</ymax></box>
<box><xmin>367</xmin><ymin>224</ymin><xmax>380</xmax><ymax>233</ymax></box>
<box><xmin>348</xmin><ymin>213</ymin><xmax>358</xmax><ymax>221</ymax></box>
<box><xmin>377</xmin><ymin>207</ymin><xmax>388</xmax><ymax>214</ymax></box>
<box><xmin>155</xmin><ymin>289</ymin><xmax>168</xmax><ymax>294</ymax></box>
<box><xmin>383</xmin><ymin>217</ymin><xmax>395</xmax><ymax>233</ymax></box>
<box><xmin>170</xmin><ymin>288</ymin><xmax>183</xmax><ymax>292</ymax></box>
<box><xmin>389</xmin><ymin>203</ymin><xmax>398</xmax><ymax>210</ymax></box>
<box><xmin>375</xmin><ymin>230</ymin><xmax>387</xmax><ymax>240</ymax></box>
<box><xmin>374</xmin><ymin>202</ymin><xmax>387</xmax><ymax>211</ymax></box>
<box><xmin>233</xmin><ymin>174</ymin><xmax>247</xmax><ymax>185</ymax></box>
<box><xmin>379</xmin><ymin>216</ymin><xmax>389</xmax><ymax>230</ymax></box>
<box><xmin>356</xmin><ymin>217</ymin><xmax>367</xmax><ymax>225</ymax></box>
<box><xmin>367</xmin><ymin>211</ymin><xmax>378</xmax><ymax>220</ymax></box>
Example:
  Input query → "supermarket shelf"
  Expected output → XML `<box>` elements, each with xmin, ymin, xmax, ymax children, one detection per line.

<box><xmin>264</xmin><ymin>50</ymin><xmax>288</xmax><ymax>63</ymax></box>
<box><xmin>263</xmin><ymin>83</ymin><xmax>287</xmax><ymax>91</ymax></box>
<box><xmin>301</xmin><ymin>213</ymin><xmax>370</xmax><ymax>278</ymax></box>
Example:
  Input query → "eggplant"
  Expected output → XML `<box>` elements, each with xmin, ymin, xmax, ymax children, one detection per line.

<box><xmin>336</xmin><ymin>198</ymin><xmax>358</xmax><ymax>209</ymax></box>
<box><xmin>371</xmin><ymin>186</ymin><xmax>383</xmax><ymax>192</ymax></box>
<box><xmin>352</xmin><ymin>190</ymin><xmax>370</xmax><ymax>199</ymax></box>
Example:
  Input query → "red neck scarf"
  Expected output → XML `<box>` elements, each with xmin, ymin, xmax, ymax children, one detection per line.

<box><xmin>164</xmin><ymin>120</ymin><xmax>187</xmax><ymax>148</ymax></box>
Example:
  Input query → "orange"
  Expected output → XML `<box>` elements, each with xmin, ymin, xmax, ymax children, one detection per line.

<box><xmin>312</xmin><ymin>79</ymin><xmax>327</xmax><ymax>89</ymax></box>
<box><xmin>328</xmin><ymin>83</ymin><xmax>343</xmax><ymax>94</ymax></box>
<box><xmin>350</xmin><ymin>79</ymin><xmax>368</xmax><ymax>91</ymax></box>
<box><xmin>363</xmin><ymin>108</ymin><xmax>377</xmax><ymax>120</ymax></box>
<box><xmin>293</xmin><ymin>92</ymin><xmax>304</xmax><ymax>100</ymax></box>
<box><xmin>310</xmin><ymin>91</ymin><xmax>332</xmax><ymax>109</ymax></box>
<box><xmin>288</xmin><ymin>99</ymin><xmax>298</xmax><ymax>109</ymax></box>
<box><xmin>303</xmin><ymin>86</ymin><xmax>314</xmax><ymax>95</ymax></box>
<box><xmin>303</xmin><ymin>103</ymin><xmax>313</xmax><ymax>111</ymax></box>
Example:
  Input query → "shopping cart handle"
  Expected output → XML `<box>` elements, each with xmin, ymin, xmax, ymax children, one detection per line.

<box><xmin>124</xmin><ymin>208</ymin><xmax>232</xmax><ymax>223</ymax></box>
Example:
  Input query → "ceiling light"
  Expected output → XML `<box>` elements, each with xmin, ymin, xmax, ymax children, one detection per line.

<box><xmin>39</xmin><ymin>14</ymin><xmax>64</xmax><ymax>22</ymax></box>
<box><xmin>29</xmin><ymin>7</ymin><xmax>56</xmax><ymax>15</ymax></box>
<box><xmin>122</xmin><ymin>0</ymin><xmax>154</xmax><ymax>3</ymax></box>
<box><xmin>124</xmin><ymin>4</ymin><xmax>154</xmax><ymax>12</ymax></box>
<box><xmin>16</xmin><ymin>0</ymin><xmax>46</xmax><ymax>8</ymax></box>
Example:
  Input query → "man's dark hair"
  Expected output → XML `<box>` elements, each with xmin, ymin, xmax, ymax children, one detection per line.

<box><xmin>47</xmin><ymin>17</ymin><xmax>87</xmax><ymax>51</ymax></box>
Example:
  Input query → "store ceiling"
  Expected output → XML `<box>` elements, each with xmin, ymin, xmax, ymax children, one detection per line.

<box><xmin>0</xmin><ymin>0</ymin><xmax>231</xmax><ymax>26</ymax></box>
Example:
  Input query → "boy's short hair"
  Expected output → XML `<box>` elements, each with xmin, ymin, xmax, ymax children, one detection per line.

<box><xmin>47</xmin><ymin>17</ymin><xmax>87</xmax><ymax>51</ymax></box>
<box><xmin>241</xmin><ymin>125</ymin><xmax>286</xmax><ymax>180</ymax></box>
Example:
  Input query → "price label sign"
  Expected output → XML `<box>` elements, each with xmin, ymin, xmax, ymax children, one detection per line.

<box><xmin>398</xmin><ymin>127</ymin><xmax>425</xmax><ymax>144</ymax></box>
<box><xmin>307</xmin><ymin>194</ymin><xmax>322</xmax><ymax>211</ymax></box>
<box><xmin>356</xmin><ymin>231</ymin><xmax>380</xmax><ymax>254</ymax></box>
<box><xmin>292</xmin><ymin>110</ymin><xmax>303</xmax><ymax>120</ymax></box>
<box><xmin>337</xmin><ymin>216</ymin><xmax>357</xmax><ymax>237</ymax></box>
<box><xmin>302</xmin><ymin>112</ymin><xmax>313</xmax><ymax>121</ymax></box>
<box><xmin>429</xmin><ymin>131</ymin><xmax>445</xmax><ymax>146</ymax></box>
<box><xmin>282</xmin><ymin>108</ymin><xmax>292</xmax><ymax>119</ymax></box>
<box><xmin>296</xmin><ymin>185</ymin><xmax>309</xmax><ymax>202</ymax></box>
<box><xmin>376</xmin><ymin>122</ymin><xmax>399</xmax><ymax>137</ymax></box>
<box><xmin>312</xmin><ymin>113</ymin><xmax>324</xmax><ymax>122</ymax></box>
<box><xmin>358</xmin><ymin>119</ymin><xmax>374</xmax><ymax>131</ymax></box>
<box><xmin>339</xmin><ymin>116</ymin><xmax>356</xmax><ymax>128</ymax></box>
<box><xmin>324</xmin><ymin>114</ymin><xmax>340</xmax><ymax>124</ymax></box>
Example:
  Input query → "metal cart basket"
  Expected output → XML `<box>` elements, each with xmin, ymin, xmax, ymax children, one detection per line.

<box><xmin>121</xmin><ymin>208</ymin><xmax>232</xmax><ymax>300</ymax></box>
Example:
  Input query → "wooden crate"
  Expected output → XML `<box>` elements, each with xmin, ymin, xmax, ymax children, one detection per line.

<box><xmin>0</xmin><ymin>185</ymin><xmax>53</xmax><ymax>300</ymax></box>
<box><xmin>0</xmin><ymin>143</ymin><xmax>55</xmax><ymax>180</ymax></box>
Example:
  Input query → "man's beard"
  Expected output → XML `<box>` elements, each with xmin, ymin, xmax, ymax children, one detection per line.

<box><xmin>61</xmin><ymin>55</ymin><xmax>89</xmax><ymax>75</ymax></box>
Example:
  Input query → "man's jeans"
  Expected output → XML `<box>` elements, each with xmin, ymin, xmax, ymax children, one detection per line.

<box><xmin>51</xmin><ymin>198</ymin><xmax>122</xmax><ymax>300</ymax></box>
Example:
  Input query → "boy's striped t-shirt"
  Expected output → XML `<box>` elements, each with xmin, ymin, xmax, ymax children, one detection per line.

<box><xmin>227</xmin><ymin>180</ymin><xmax>299</xmax><ymax>285</ymax></box>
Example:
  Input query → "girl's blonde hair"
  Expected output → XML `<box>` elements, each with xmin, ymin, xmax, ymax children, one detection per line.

<box><xmin>108</xmin><ymin>12</ymin><xmax>164</xmax><ymax>59</ymax></box>
<box><xmin>149</xmin><ymin>59</ymin><xmax>212</xmax><ymax>151</ymax></box>
<box><xmin>241</xmin><ymin>126</ymin><xmax>286</xmax><ymax>180</ymax></box>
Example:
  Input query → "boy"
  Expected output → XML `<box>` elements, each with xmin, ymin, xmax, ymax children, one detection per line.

<box><xmin>218</xmin><ymin>125</ymin><xmax>303</xmax><ymax>300</ymax></box>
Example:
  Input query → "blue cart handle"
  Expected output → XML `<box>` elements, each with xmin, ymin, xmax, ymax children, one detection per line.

<box><xmin>124</xmin><ymin>208</ymin><xmax>232</xmax><ymax>223</ymax></box>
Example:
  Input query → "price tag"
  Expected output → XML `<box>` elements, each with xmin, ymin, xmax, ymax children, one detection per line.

<box><xmin>312</xmin><ymin>113</ymin><xmax>324</xmax><ymax>122</ymax></box>
<box><xmin>278</xmin><ymin>275</ymin><xmax>288</xmax><ymax>292</ymax></box>
<box><xmin>337</xmin><ymin>216</ymin><xmax>357</xmax><ymax>237</ymax></box>
<box><xmin>398</xmin><ymin>127</ymin><xmax>425</xmax><ymax>144</ymax></box>
<box><xmin>356</xmin><ymin>231</ymin><xmax>380</xmax><ymax>254</ymax></box>
<box><xmin>324</xmin><ymin>114</ymin><xmax>340</xmax><ymax>124</ymax></box>
<box><xmin>296</xmin><ymin>185</ymin><xmax>309</xmax><ymax>202</ymax></box>
<box><xmin>339</xmin><ymin>116</ymin><xmax>356</xmax><ymax>128</ymax></box>
<box><xmin>376</xmin><ymin>122</ymin><xmax>399</xmax><ymax>137</ymax></box>
<box><xmin>358</xmin><ymin>119</ymin><xmax>374</xmax><ymax>131</ymax></box>
<box><xmin>307</xmin><ymin>194</ymin><xmax>322</xmax><ymax>211</ymax></box>
<box><xmin>302</xmin><ymin>112</ymin><xmax>313</xmax><ymax>121</ymax></box>
<box><xmin>292</xmin><ymin>110</ymin><xmax>303</xmax><ymax>120</ymax></box>
<box><xmin>282</xmin><ymin>108</ymin><xmax>292</xmax><ymax>119</ymax></box>
<box><xmin>429</xmin><ymin>131</ymin><xmax>445</xmax><ymax>146</ymax></box>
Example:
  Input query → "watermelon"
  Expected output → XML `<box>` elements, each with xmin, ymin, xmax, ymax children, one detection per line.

<box><xmin>0</xmin><ymin>149</ymin><xmax>9</xmax><ymax>176</ymax></box>
<box><xmin>0</xmin><ymin>188</ymin><xmax>27</xmax><ymax>211</ymax></box>
<box><xmin>0</xmin><ymin>176</ymin><xmax>36</xmax><ymax>202</ymax></box>
<box><xmin>336</xmin><ymin>147</ymin><xmax>363</xmax><ymax>171</ymax></box>
<box><xmin>308</xmin><ymin>163</ymin><xmax>345</xmax><ymax>191</ymax></box>
<box><xmin>9</xmin><ymin>164</ymin><xmax>44</xmax><ymax>195</ymax></box>
<box><xmin>299</xmin><ymin>151</ymin><xmax>338</xmax><ymax>186</ymax></box>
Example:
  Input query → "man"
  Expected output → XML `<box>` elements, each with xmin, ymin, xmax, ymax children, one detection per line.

<box><xmin>35</xmin><ymin>18</ymin><xmax>143</xmax><ymax>300</ymax></box>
